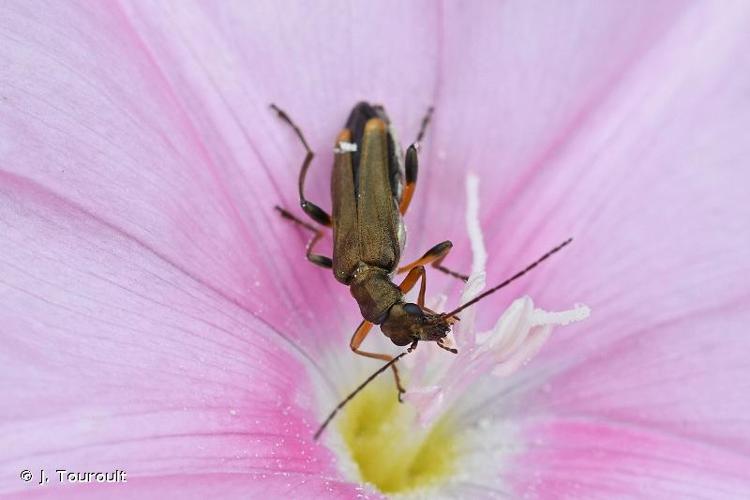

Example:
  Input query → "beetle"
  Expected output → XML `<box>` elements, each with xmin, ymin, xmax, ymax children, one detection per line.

<box><xmin>272</xmin><ymin>102</ymin><xmax>573</xmax><ymax>439</ymax></box>
<box><xmin>272</xmin><ymin>101</ymin><xmax>466</xmax><ymax>400</ymax></box>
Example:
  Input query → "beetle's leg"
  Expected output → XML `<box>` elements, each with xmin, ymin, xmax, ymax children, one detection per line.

<box><xmin>275</xmin><ymin>206</ymin><xmax>332</xmax><ymax>269</ymax></box>
<box><xmin>399</xmin><ymin>144</ymin><xmax>418</xmax><ymax>215</ymax></box>
<box><xmin>398</xmin><ymin>265</ymin><xmax>428</xmax><ymax>306</ymax></box>
<box><xmin>399</xmin><ymin>107</ymin><xmax>434</xmax><ymax>216</ymax></box>
<box><xmin>270</xmin><ymin>104</ymin><xmax>332</xmax><ymax>226</ymax></box>
<box><xmin>350</xmin><ymin>320</ymin><xmax>406</xmax><ymax>400</ymax></box>
<box><xmin>398</xmin><ymin>240</ymin><xmax>469</xmax><ymax>282</ymax></box>
<box><xmin>416</xmin><ymin>105</ymin><xmax>435</xmax><ymax>144</ymax></box>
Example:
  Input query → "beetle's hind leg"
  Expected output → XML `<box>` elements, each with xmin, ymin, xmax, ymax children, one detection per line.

<box><xmin>398</xmin><ymin>240</ymin><xmax>469</xmax><ymax>282</ymax></box>
<box><xmin>275</xmin><ymin>206</ymin><xmax>332</xmax><ymax>269</ymax></box>
<box><xmin>270</xmin><ymin>104</ymin><xmax>332</xmax><ymax>227</ymax></box>
<box><xmin>350</xmin><ymin>320</ymin><xmax>406</xmax><ymax>401</ymax></box>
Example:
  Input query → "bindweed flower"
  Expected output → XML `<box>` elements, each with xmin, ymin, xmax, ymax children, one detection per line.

<box><xmin>2</xmin><ymin>1</ymin><xmax>750</xmax><ymax>498</ymax></box>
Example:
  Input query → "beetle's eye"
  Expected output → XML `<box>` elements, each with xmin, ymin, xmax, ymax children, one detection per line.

<box><xmin>403</xmin><ymin>303</ymin><xmax>422</xmax><ymax>316</ymax></box>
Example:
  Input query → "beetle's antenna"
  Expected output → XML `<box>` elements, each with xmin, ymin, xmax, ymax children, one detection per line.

<box><xmin>314</xmin><ymin>346</ymin><xmax>415</xmax><ymax>440</ymax></box>
<box><xmin>443</xmin><ymin>238</ymin><xmax>573</xmax><ymax>318</ymax></box>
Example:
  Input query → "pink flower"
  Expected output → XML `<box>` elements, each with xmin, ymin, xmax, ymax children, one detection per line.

<box><xmin>2</xmin><ymin>1</ymin><xmax>749</xmax><ymax>498</ymax></box>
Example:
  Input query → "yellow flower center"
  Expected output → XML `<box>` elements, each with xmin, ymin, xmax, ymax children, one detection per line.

<box><xmin>339</xmin><ymin>377</ymin><xmax>458</xmax><ymax>494</ymax></box>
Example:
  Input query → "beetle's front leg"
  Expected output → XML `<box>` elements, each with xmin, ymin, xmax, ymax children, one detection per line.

<box><xmin>350</xmin><ymin>320</ymin><xmax>406</xmax><ymax>401</ymax></box>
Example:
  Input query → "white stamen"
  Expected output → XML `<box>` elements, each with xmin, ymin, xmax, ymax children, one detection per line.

<box><xmin>465</xmin><ymin>173</ymin><xmax>487</xmax><ymax>277</ymax></box>
<box><xmin>531</xmin><ymin>303</ymin><xmax>591</xmax><ymax>326</ymax></box>
<box><xmin>403</xmin><ymin>173</ymin><xmax>590</xmax><ymax>426</ymax></box>
<box><xmin>456</xmin><ymin>174</ymin><xmax>487</xmax><ymax>348</ymax></box>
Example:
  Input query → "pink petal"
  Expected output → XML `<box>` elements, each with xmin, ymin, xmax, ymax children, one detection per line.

<box><xmin>511</xmin><ymin>418</ymin><xmax>750</xmax><ymax>498</ymax></box>
<box><xmin>0</xmin><ymin>0</ymin><xmax>351</xmax><ymax>352</ymax></box>
<box><xmin>437</xmin><ymin>0</ymin><xmax>750</xmax><ymax>339</ymax></box>
<box><xmin>510</xmin><ymin>0</ymin><xmax>750</xmax><ymax>449</ymax></box>
<box><xmin>0</xmin><ymin>174</ymin><xmax>344</xmax><ymax>494</ymax></box>
<box><xmin>411</xmin><ymin>0</ymin><xmax>694</xmax><ymax>258</ymax></box>
<box><xmin>442</xmin><ymin>1</ymin><xmax>750</xmax><ymax>494</ymax></box>
<box><xmin>521</xmin><ymin>310</ymin><xmax>750</xmax><ymax>452</ymax></box>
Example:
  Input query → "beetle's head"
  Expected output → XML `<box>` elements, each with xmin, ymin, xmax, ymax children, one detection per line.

<box><xmin>380</xmin><ymin>302</ymin><xmax>453</xmax><ymax>347</ymax></box>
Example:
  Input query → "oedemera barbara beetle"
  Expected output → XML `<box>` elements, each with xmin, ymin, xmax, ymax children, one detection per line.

<box><xmin>272</xmin><ymin>102</ymin><xmax>571</xmax><ymax>438</ymax></box>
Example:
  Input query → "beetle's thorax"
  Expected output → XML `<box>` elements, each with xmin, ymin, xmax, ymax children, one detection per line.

<box><xmin>349</xmin><ymin>264</ymin><xmax>402</xmax><ymax>324</ymax></box>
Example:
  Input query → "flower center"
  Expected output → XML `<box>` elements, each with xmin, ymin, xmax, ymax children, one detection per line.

<box><xmin>339</xmin><ymin>377</ymin><xmax>458</xmax><ymax>494</ymax></box>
